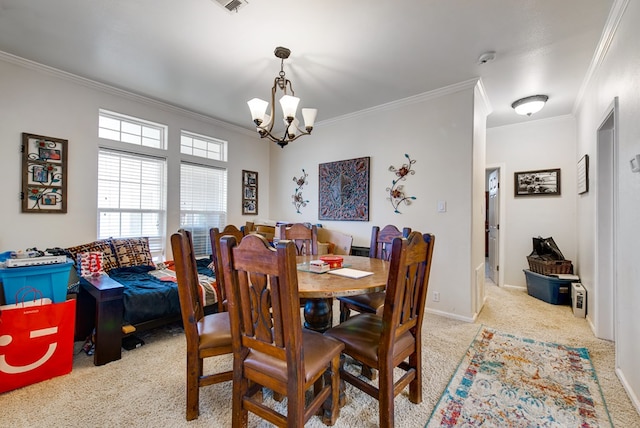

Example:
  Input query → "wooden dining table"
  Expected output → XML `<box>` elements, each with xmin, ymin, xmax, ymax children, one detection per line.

<box><xmin>296</xmin><ymin>255</ymin><xmax>389</xmax><ymax>332</ymax></box>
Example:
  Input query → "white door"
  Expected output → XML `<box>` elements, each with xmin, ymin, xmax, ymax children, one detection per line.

<box><xmin>488</xmin><ymin>169</ymin><xmax>499</xmax><ymax>284</ymax></box>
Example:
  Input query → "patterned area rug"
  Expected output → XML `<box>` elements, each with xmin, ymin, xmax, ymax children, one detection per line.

<box><xmin>426</xmin><ymin>327</ymin><xmax>613</xmax><ymax>427</ymax></box>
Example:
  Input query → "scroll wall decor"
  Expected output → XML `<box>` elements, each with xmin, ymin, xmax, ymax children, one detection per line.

<box><xmin>292</xmin><ymin>169</ymin><xmax>309</xmax><ymax>213</ymax></box>
<box><xmin>386</xmin><ymin>153</ymin><xmax>416</xmax><ymax>213</ymax></box>
<box><xmin>319</xmin><ymin>157</ymin><xmax>370</xmax><ymax>221</ymax></box>
<box><xmin>21</xmin><ymin>133</ymin><xmax>68</xmax><ymax>213</ymax></box>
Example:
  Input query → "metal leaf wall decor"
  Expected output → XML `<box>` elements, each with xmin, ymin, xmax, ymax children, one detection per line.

<box><xmin>386</xmin><ymin>153</ymin><xmax>416</xmax><ymax>213</ymax></box>
<box><xmin>292</xmin><ymin>168</ymin><xmax>309</xmax><ymax>213</ymax></box>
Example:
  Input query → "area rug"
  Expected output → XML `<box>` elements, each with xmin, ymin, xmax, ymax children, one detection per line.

<box><xmin>426</xmin><ymin>327</ymin><xmax>613</xmax><ymax>427</ymax></box>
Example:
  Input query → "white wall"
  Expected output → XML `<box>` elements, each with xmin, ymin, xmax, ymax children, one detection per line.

<box><xmin>0</xmin><ymin>54</ymin><xmax>269</xmax><ymax>257</ymax></box>
<box><xmin>487</xmin><ymin>116</ymin><xmax>578</xmax><ymax>287</ymax></box>
<box><xmin>268</xmin><ymin>80</ymin><xmax>480</xmax><ymax>321</ymax></box>
<box><xmin>574</xmin><ymin>0</ymin><xmax>640</xmax><ymax>412</ymax></box>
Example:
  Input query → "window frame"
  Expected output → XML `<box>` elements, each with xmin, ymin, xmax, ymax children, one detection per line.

<box><xmin>178</xmin><ymin>130</ymin><xmax>228</xmax><ymax>258</ymax></box>
<box><xmin>97</xmin><ymin>110</ymin><xmax>169</xmax><ymax>261</ymax></box>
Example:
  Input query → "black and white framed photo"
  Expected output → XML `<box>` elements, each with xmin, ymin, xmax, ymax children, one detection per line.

<box><xmin>514</xmin><ymin>168</ymin><xmax>561</xmax><ymax>197</ymax></box>
<box><xmin>577</xmin><ymin>155</ymin><xmax>589</xmax><ymax>194</ymax></box>
<box><xmin>242</xmin><ymin>170</ymin><xmax>258</xmax><ymax>215</ymax></box>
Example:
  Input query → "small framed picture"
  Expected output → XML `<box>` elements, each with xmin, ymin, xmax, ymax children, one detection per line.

<box><xmin>242</xmin><ymin>170</ymin><xmax>258</xmax><ymax>215</ymax></box>
<box><xmin>39</xmin><ymin>147</ymin><xmax>62</xmax><ymax>161</ymax></box>
<box><xmin>32</xmin><ymin>165</ymin><xmax>49</xmax><ymax>183</ymax></box>
<box><xmin>514</xmin><ymin>168</ymin><xmax>561</xmax><ymax>197</ymax></box>
<box><xmin>577</xmin><ymin>155</ymin><xmax>589</xmax><ymax>194</ymax></box>
<box><xmin>42</xmin><ymin>194</ymin><xmax>58</xmax><ymax>205</ymax></box>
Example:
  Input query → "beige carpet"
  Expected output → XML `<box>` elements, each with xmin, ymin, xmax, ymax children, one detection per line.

<box><xmin>2</xmin><ymin>283</ymin><xmax>638</xmax><ymax>427</ymax></box>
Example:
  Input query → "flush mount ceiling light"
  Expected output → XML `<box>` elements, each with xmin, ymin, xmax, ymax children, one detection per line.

<box><xmin>247</xmin><ymin>47</ymin><xmax>318</xmax><ymax>148</ymax></box>
<box><xmin>511</xmin><ymin>95</ymin><xmax>549</xmax><ymax>116</ymax></box>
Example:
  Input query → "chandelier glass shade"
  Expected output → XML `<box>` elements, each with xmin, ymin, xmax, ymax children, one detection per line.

<box><xmin>247</xmin><ymin>47</ymin><xmax>317</xmax><ymax>148</ymax></box>
<box><xmin>511</xmin><ymin>95</ymin><xmax>549</xmax><ymax>116</ymax></box>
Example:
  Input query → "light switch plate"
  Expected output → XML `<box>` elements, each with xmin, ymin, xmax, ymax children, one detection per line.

<box><xmin>437</xmin><ymin>200</ymin><xmax>447</xmax><ymax>213</ymax></box>
<box><xmin>630</xmin><ymin>154</ymin><xmax>640</xmax><ymax>173</ymax></box>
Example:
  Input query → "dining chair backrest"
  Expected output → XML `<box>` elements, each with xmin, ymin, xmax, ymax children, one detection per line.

<box><xmin>170</xmin><ymin>229</ymin><xmax>233</xmax><ymax>420</ymax></box>
<box><xmin>210</xmin><ymin>225</ymin><xmax>244</xmax><ymax>312</ymax></box>
<box><xmin>278</xmin><ymin>223</ymin><xmax>319</xmax><ymax>256</ymax></box>
<box><xmin>219</xmin><ymin>234</ymin><xmax>344</xmax><ymax>426</ymax></box>
<box><xmin>173</xmin><ymin>229</ymin><xmax>205</xmax><ymax>326</ymax></box>
<box><xmin>381</xmin><ymin>231</ymin><xmax>435</xmax><ymax>348</ymax></box>
<box><xmin>244</xmin><ymin>221</ymin><xmax>276</xmax><ymax>242</ymax></box>
<box><xmin>222</xmin><ymin>234</ymin><xmax>301</xmax><ymax>360</ymax></box>
<box><xmin>369</xmin><ymin>225</ymin><xmax>411</xmax><ymax>261</ymax></box>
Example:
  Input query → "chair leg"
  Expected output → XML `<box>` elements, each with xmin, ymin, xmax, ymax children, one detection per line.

<box><xmin>322</xmin><ymin>354</ymin><xmax>341</xmax><ymax>426</ymax></box>
<box><xmin>232</xmin><ymin>375</ymin><xmax>249</xmax><ymax>428</ymax></box>
<box><xmin>409</xmin><ymin>350</ymin><xmax>422</xmax><ymax>404</ymax></box>
<box><xmin>361</xmin><ymin>364</ymin><xmax>377</xmax><ymax>380</ymax></box>
<box><xmin>339</xmin><ymin>301</ymin><xmax>351</xmax><ymax>323</ymax></box>
<box><xmin>185</xmin><ymin>356</ymin><xmax>200</xmax><ymax>421</ymax></box>
<box><xmin>378</xmin><ymin>364</ymin><xmax>395</xmax><ymax>428</ymax></box>
<box><xmin>337</xmin><ymin>355</ymin><xmax>347</xmax><ymax>408</ymax></box>
<box><xmin>287</xmin><ymin>388</ymin><xmax>305</xmax><ymax>427</ymax></box>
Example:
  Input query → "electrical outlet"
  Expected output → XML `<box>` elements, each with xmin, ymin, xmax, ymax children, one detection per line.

<box><xmin>433</xmin><ymin>291</ymin><xmax>440</xmax><ymax>302</ymax></box>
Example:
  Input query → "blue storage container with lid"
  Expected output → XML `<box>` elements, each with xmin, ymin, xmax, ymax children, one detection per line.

<box><xmin>0</xmin><ymin>261</ymin><xmax>73</xmax><ymax>304</ymax></box>
<box><xmin>523</xmin><ymin>269</ymin><xmax>572</xmax><ymax>305</ymax></box>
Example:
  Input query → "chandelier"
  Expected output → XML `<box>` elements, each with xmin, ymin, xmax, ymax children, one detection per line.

<box><xmin>247</xmin><ymin>47</ymin><xmax>317</xmax><ymax>148</ymax></box>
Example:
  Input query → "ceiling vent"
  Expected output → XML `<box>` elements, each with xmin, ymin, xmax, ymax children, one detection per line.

<box><xmin>212</xmin><ymin>0</ymin><xmax>248</xmax><ymax>13</ymax></box>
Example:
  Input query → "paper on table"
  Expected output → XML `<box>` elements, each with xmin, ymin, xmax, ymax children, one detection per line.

<box><xmin>327</xmin><ymin>268</ymin><xmax>374</xmax><ymax>279</ymax></box>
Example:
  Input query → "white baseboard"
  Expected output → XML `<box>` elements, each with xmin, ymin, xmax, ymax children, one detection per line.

<box><xmin>615</xmin><ymin>366</ymin><xmax>640</xmax><ymax>416</ymax></box>
<box><xmin>425</xmin><ymin>307</ymin><xmax>475</xmax><ymax>323</ymax></box>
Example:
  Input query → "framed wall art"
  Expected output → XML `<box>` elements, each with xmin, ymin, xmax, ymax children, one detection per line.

<box><xmin>577</xmin><ymin>154</ymin><xmax>589</xmax><ymax>194</ymax></box>
<box><xmin>242</xmin><ymin>170</ymin><xmax>258</xmax><ymax>215</ymax></box>
<box><xmin>318</xmin><ymin>156</ymin><xmax>370</xmax><ymax>221</ymax></box>
<box><xmin>21</xmin><ymin>133</ymin><xmax>68</xmax><ymax>213</ymax></box>
<box><xmin>514</xmin><ymin>168</ymin><xmax>561</xmax><ymax>197</ymax></box>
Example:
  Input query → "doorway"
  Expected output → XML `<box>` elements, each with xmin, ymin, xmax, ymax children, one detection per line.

<box><xmin>485</xmin><ymin>164</ymin><xmax>505</xmax><ymax>287</ymax></box>
<box><xmin>595</xmin><ymin>98</ymin><xmax>618</xmax><ymax>342</ymax></box>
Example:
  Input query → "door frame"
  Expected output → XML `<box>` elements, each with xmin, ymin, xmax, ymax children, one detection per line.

<box><xmin>486</xmin><ymin>163</ymin><xmax>506</xmax><ymax>287</ymax></box>
<box><xmin>595</xmin><ymin>97</ymin><xmax>618</xmax><ymax>342</ymax></box>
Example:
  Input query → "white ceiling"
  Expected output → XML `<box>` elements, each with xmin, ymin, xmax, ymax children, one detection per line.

<box><xmin>0</xmin><ymin>0</ymin><xmax>613</xmax><ymax>130</ymax></box>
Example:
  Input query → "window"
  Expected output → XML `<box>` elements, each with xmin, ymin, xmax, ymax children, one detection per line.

<box><xmin>180</xmin><ymin>131</ymin><xmax>227</xmax><ymax>161</ymax></box>
<box><xmin>180</xmin><ymin>162</ymin><xmax>227</xmax><ymax>257</ymax></box>
<box><xmin>97</xmin><ymin>149</ymin><xmax>167</xmax><ymax>260</ymax></box>
<box><xmin>99</xmin><ymin>110</ymin><xmax>166</xmax><ymax>149</ymax></box>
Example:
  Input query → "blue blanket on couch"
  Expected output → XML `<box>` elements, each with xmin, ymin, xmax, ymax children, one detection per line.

<box><xmin>107</xmin><ymin>259</ymin><xmax>214</xmax><ymax>325</ymax></box>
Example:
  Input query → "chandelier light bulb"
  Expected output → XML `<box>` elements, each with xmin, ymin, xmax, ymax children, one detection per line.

<box><xmin>247</xmin><ymin>46</ymin><xmax>317</xmax><ymax>148</ymax></box>
<box><xmin>280</xmin><ymin>95</ymin><xmax>300</xmax><ymax>120</ymax></box>
<box><xmin>247</xmin><ymin>98</ymin><xmax>269</xmax><ymax>124</ymax></box>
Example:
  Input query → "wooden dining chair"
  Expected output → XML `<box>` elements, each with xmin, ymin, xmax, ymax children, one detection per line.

<box><xmin>170</xmin><ymin>229</ymin><xmax>233</xmax><ymax>421</ymax></box>
<box><xmin>338</xmin><ymin>225</ymin><xmax>411</xmax><ymax>323</ymax></box>
<box><xmin>219</xmin><ymin>234</ymin><xmax>345</xmax><ymax>427</ymax></box>
<box><xmin>210</xmin><ymin>225</ymin><xmax>245</xmax><ymax>312</ymax></box>
<box><xmin>325</xmin><ymin>232</ymin><xmax>435</xmax><ymax>428</ymax></box>
<box><xmin>277</xmin><ymin>223</ymin><xmax>319</xmax><ymax>255</ymax></box>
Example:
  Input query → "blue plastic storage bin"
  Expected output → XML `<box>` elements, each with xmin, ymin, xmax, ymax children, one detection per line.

<box><xmin>0</xmin><ymin>261</ymin><xmax>73</xmax><ymax>304</ymax></box>
<box><xmin>523</xmin><ymin>269</ymin><xmax>572</xmax><ymax>305</ymax></box>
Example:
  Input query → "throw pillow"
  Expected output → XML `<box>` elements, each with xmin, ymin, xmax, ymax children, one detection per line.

<box><xmin>111</xmin><ymin>237</ymin><xmax>154</xmax><ymax>268</ymax></box>
<box><xmin>67</xmin><ymin>239</ymin><xmax>119</xmax><ymax>273</ymax></box>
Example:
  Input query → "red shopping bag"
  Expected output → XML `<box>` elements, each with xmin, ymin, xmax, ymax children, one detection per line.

<box><xmin>0</xmin><ymin>298</ymin><xmax>76</xmax><ymax>393</ymax></box>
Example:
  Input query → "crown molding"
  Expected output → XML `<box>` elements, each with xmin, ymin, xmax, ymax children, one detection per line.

<box><xmin>0</xmin><ymin>50</ymin><xmax>256</xmax><ymax>138</ymax></box>
<box><xmin>318</xmin><ymin>78</ymin><xmax>480</xmax><ymax>127</ymax></box>
<box><xmin>573</xmin><ymin>0</ymin><xmax>629</xmax><ymax>116</ymax></box>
